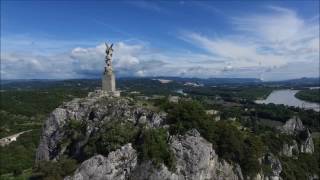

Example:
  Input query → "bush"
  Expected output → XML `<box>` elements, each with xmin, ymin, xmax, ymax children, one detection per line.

<box><xmin>280</xmin><ymin>153</ymin><xmax>319</xmax><ymax>180</ymax></box>
<box><xmin>137</xmin><ymin>128</ymin><xmax>176</xmax><ymax>171</ymax></box>
<box><xmin>13</xmin><ymin>167</ymin><xmax>23</xmax><ymax>176</ymax></box>
<box><xmin>208</xmin><ymin>121</ymin><xmax>244</xmax><ymax>162</ymax></box>
<box><xmin>167</xmin><ymin>100</ymin><xmax>209</xmax><ymax>134</ymax></box>
<box><xmin>261</xmin><ymin>132</ymin><xmax>293</xmax><ymax>155</ymax></box>
<box><xmin>32</xmin><ymin>157</ymin><xmax>77</xmax><ymax>180</ymax></box>
<box><xmin>96</xmin><ymin>121</ymin><xmax>139</xmax><ymax>155</ymax></box>
<box><xmin>80</xmin><ymin>121</ymin><xmax>139</xmax><ymax>159</ymax></box>
<box><xmin>241</xmin><ymin>135</ymin><xmax>264</xmax><ymax>177</ymax></box>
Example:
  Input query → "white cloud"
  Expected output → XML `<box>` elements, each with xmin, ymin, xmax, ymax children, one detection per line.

<box><xmin>233</xmin><ymin>7</ymin><xmax>305</xmax><ymax>43</ymax></box>
<box><xmin>180</xmin><ymin>6</ymin><xmax>319</xmax><ymax>80</ymax></box>
<box><xmin>1</xmin><ymin>6</ymin><xmax>318</xmax><ymax>80</ymax></box>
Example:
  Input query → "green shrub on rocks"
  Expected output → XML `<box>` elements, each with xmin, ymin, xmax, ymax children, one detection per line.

<box><xmin>31</xmin><ymin>157</ymin><xmax>77</xmax><ymax>180</ymax></box>
<box><xmin>137</xmin><ymin>128</ymin><xmax>176</xmax><ymax>171</ymax></box>
<box><xmin>166</xmin><ymin>99</ymin><xmax>265</xmax><ymax>177</ymax></box>
<box><xmin>167</xmin><ymin>100</ymin><xmax>209</xmax><ymax>135</ymax></box>
<box><xmin>280</xmin><ymin>154</ymin><xmax>319</xmax><ymax>180</ymax></box>
<box><xmin>96</xmin><ymin>121</ymin><xmax>139</xmax><ymax>155</ymax></box>
<box><xmin>80</xmin><ymin>120</ymin><xmax>140</xmax><ymax>159</ymax></box>
<box><xmin>261</xmin><ymin>132</ymin><xmax>294</xmax><ymax>155</ymax></box>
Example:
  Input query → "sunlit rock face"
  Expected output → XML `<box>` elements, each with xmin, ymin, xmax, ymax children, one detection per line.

<box><xmin>65</xmin><ymin>129</ymin><xmax>244</xmax><ymax>180</ymax></box>
<box><xmin>280</xmin><ymin>116</ymin><xmax>305</xmax><ymax>135</ymax></box>
<box><xmin>65</xmin><ymin>144</ymin><xmax>137</xmax><ymax>180</ymax></box>
<box><xmin>279</xmin><ymin>116</ymin><xmax>314</xmax><ymax>154</ymax></box>
<box><xmin>168</xmin><ymin>129</ymin><xmax>243</xmax><ymax>180</ymax></box>
<box><xmin>36</xmin><ymin>93</ymin><xmax>165</xmax><ymax>162</ymax></box>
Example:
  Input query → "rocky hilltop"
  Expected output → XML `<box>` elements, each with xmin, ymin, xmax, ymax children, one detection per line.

<box><xmin>65</xmin><ymin>130</ymin><xmax>243</xmax><ymax>180</ymax></box>
<box><xmin>35</xmin><ymin>91</ymin><xmax>317</xmax><ymax>180</ymax></box>
<box><xmin>36</xmin><ymin>91</ymin><xmax>165</xmax><ymax>162</ymax></box>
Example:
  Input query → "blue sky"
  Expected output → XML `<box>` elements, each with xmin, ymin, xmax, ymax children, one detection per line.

<box><xmin>1</xmin><ymin>0</ymin><xmax>319</xmax><ymax>80</ymax></box>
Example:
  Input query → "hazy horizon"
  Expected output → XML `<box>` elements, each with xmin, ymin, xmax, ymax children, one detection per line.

<box><xmin>1</xmin><ymin>76</ymin><xmax>319</xmax><ymax>83</ymax></box>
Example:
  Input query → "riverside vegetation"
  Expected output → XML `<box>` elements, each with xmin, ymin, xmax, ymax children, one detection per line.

<box><xmin>295</xmin><ymin>89</ymin><xmax>320</xmax><ymax>103</ymax></box>
<box><xmin>0</xmin><ymin>78</ymin><xmax>319</xmax><ymax>180</ymax></box>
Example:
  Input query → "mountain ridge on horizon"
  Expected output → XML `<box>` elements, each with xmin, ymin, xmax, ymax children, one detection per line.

<box><xmin>1</xmin><ymin>76</ymin><xmax>319</xmax><ymax>82</ymax></box>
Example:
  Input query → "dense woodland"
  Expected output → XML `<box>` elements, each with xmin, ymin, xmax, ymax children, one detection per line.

<box><xmin>0</xmin><ymin>78</ymin><xmax>319</xmax><ymax>179</ymax></box>
<box><xmin>295</xmin><ymin>89</ymin><xmax>320</xmax><ymax>103</ymax></box>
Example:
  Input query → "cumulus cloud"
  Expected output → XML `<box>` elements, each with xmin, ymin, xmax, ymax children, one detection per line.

<box><xmin>1</xmin><ymin>52</ymin><xmax>77</xmax><ymax>79</ymax></box>
<box><xmin>1</xmin><ymin>6</ymin><xmax>318</xmax><ymax>80</ymax></box>
<box><xmin>0</xmin><ymin>40</ymin><xmax>167</xmax><ymax>79</ymax></box>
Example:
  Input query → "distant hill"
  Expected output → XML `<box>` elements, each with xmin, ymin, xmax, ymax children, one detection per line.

<box><xmin>1</xmin><ymin>77</ymin><xmax>319</xmax><ymax>90</ymax></box>
<box><xmin>267</xmin><ymin>77</ymin><xmax>320</xmax><ymax>87</ymax></box>
<box><xmin>153</xmin><ymin>77</ymin><xmax>262</xmax><ymax>85</ymax></box>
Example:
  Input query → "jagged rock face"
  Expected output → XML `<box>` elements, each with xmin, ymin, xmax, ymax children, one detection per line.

<box><xmin>299</xmin><ymin>129</ymin><xmax>314</xmax><ymax>154</ymax></box>
<box><xmin>37</xmin><ymin>93</ymin><xmax>242</xmax><ymax>180</ymax></box>
<box><xmin>279</xmin><ymin>116</ymin><xmax>314</xmax><ymax>154</ymax></box>
<box><xmin>65</xmin><ymin>143</ymin><xmax>137</xmax><ymax>180</ymax></box>
<box><xmin>36</xmin><ymin>93</ymin><xmax>165</xmax><ymax>161</ymax></box>
<box><xmin>263</xmin><ymin>153</ymin><xmax>282</xmax><ymax>180</ymax></box>
<box><xmin>170</xmin><ymin>129</ymin><xmax>243</xmax><ymax>180</ymax></box>
<box><xmin>132</xmin><ymin>129</ymin><xmax>243</xmax><ymax>180</ymax></box>
<box><xmin>130</xmin><ymin>161</ymin><xmax>178</xmax><ymax>180</ymax></box>
<box><xmin>255</xmin><ymin>153</ymin><xmax>282</xmax><ymax>180</ymax></box>
<box><xmin>65</xmin><ymin>129</ymin><xmax>243</xmax><ymax>180</ymax></box>
<box><xmin>38</xmin><ymin>92</ymin><xmax>315</xmax><ymax>180</ymax></box>
<box><xmin>281</xmin><ymin>140</ymin><xmax>299</xmax><ymax>157</ymax></box>
<box><xmin>280</xmin><ymin>116</ymin><xmax>305</xmax><ymax>135</ymax></box>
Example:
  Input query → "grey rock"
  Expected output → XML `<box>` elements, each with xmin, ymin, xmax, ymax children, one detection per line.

<box><xmin>258</xmin><ymin>153</ymin><xmax>282</xmax><ymax>180</ymax></box>
<box><xmin>279</xmin><ymin>116</ymin><xmax>314</xmax><ymax>154</ymax></box>
<box><xmin>281</xmin><ymin>140</ymin><xmax>299</xmax><ymax>157</ymax></box>
<box><xmin>130</xmin><ymin>161</ymin><xmax>179</xmax><ymax>180</ymax></box>
<box><xmin>65</xmin><ymin>143</ymin><xmax>137</xmax><ymax>180</ymax></box>
<box><xmin>299</xmin><ymin>129</ymin><xmax>314</xmax><ymax>154</ymax></box>
<box><xmin>280</xmin><ymin>116</ymin><xmax>305</xmax><ymax>135</ymax></box>
<box><xmin>36</xmin><ymin>94</ymin><xmax>165</xmax><ymax>162</ymax></box>
<box><xmin>131</xmin><ymin>129</ymin><xmax>243</xmax><ymax>180</ymax></box>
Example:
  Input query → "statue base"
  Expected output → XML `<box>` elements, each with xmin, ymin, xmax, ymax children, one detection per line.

<box><xmin>88</xmin><ymin>90</ymin><xmax>120</xmax><ymax>98</ymax></box>
<box><xmin>102</xmin><ymin>71</ymin><xmax>116</xmax><ymax>92</ymax></box>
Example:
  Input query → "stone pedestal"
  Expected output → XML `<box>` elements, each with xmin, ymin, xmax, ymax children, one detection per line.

<box><xmin>102</xmin><ymin>71</ymin><xmax>116</xmax><ymax>92</ymax></box>
<box><xmin>101</xmin><ymin>70</ymin><xmax>120</xmax><ymax>97</ymax></box>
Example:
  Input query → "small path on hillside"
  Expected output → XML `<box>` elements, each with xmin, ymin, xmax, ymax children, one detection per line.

<box><xmin>0</xmin><ymin>130</ymin><xmax>32</xmax><ymax>147</ymax></box>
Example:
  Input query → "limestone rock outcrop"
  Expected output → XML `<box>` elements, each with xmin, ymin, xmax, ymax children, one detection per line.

<box><xmin>65</xmin><ymin>143</ymin><xmax>137</xmax><ymax>180</ymax></box>
<box><xmin>261</xmin><ymin>153</ymin><xmax>282</xmax><ymax>180</ymax></box>
<box><xmin>299</xmin><ymin>129</ymin><xmax>314</xmax><ymax>154</ymax></box>
<box><xmin>36</xmin><ymin>92</ymin><xmax>315</xmax><ymax>180</ymax></box>
<box><xmin>279</xmin><ymin>116</ymin><xmax>314</xmax><ymax>154</ymax></box>
<box><xmin>280</xmin><ymin>116</ymin><xmax>305</xmax><ymax>135</ymax></box>
<box><xmin>67</xmin><ymin>129</ymin><xmax>244</xmax><ymax>180</ymax></box>
<box><xmin>36</xmin><ymin>92</ymin><xmax>165</xmax><ymax>162</ymax></box>
<box><xmin>169</xmin><ymin>129</ymin><xmax>243</xmax><ymax>180</ymax></box>
<box><xmin>281</xmin><ymin>140</ymin><xmax>299</xmax><ymax>157</ymax></box>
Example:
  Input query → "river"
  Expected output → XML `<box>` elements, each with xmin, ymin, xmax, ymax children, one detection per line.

<box><xmin>255</xmin><ymin>89</ymin><xmax>320</xmax><ymax>112</ymax></box>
